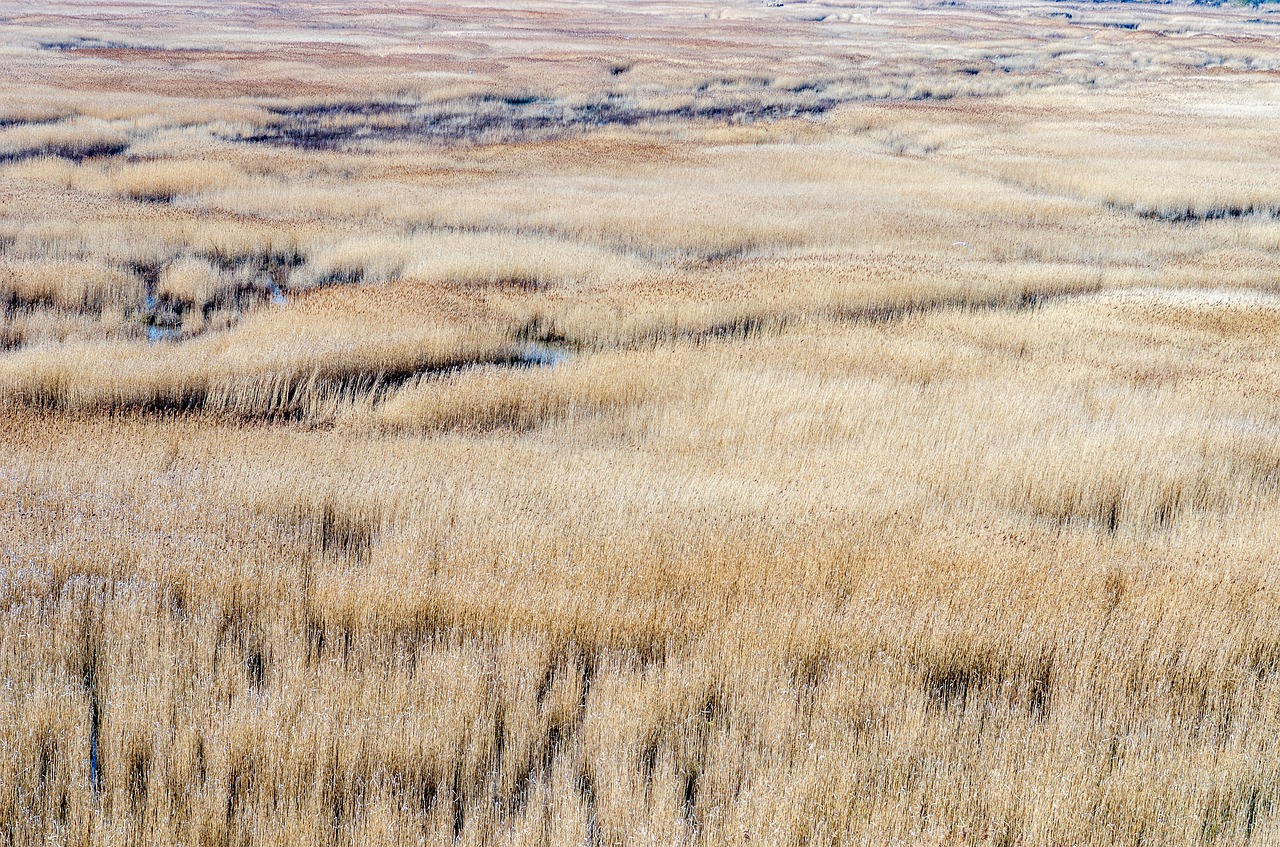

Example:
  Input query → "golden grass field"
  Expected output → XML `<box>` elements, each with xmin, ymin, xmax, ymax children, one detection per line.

<box><xmin>4</xmin><ymin>0</ymin><xmax>1280</xmax><ymax>844</ymax></box>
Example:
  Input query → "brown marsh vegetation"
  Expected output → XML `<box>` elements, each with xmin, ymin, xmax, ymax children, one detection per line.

<box><xmin>4</xmin><ymin>0</ymin><xmax>1280</xmax><ymax>844</ymax></box>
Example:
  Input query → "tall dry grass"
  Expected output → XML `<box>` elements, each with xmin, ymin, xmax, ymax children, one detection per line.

<box><xmin>0</xmin><ymin>299</ymin><xmax>513</xmax><ymax>419</ymax></box>
<box><xmin>4</xmin><ymin>0</ymin><xmax>1280</xmax><ymax>843</ymax></box>
<box><xmin>5</xmin><ymin>293</ymin><xmax>1280</xmax><ymax>844</ymax></box>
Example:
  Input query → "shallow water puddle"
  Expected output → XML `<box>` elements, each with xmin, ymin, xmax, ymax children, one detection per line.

<box><xmin>514</xmin><ymin>341</ymin><xmax>572</xmax><ymax>367</ymax></box>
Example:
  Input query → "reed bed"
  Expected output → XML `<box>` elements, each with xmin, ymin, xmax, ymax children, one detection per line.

<box><xmin>3</xmin><ymin>0</ymin><xmax>1280</xmax><ymax>844</ymax></box>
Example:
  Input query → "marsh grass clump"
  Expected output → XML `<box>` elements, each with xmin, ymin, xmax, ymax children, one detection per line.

<box><xmin>0</xmin><ymin>310</ymin><xmax>522</xmax><ymax>420</ymax></box>
<box><xmin>367</xmin><ymin>349</ymin><xmax>675</xmax><ymax>435</ymax></box>
<box><xmin>0</xmin><ymin>132</ymin><xmax>128</xmax><ymax>163</ymax></box>
<box><xmin>0</xmin><ymin>259</ymin><xmax>142</xmax><ymax>313</ymax></box>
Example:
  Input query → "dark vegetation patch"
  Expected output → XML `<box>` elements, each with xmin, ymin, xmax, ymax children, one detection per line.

<box><xmin>920</xmin><ymin>646</ymin><xmax>1055</xmax><ymax>719</ymax></box>
<box><xmin>0</xmin><ymin>325</ymin><xmax>22</xmax><ymax>351</ymax></box>
<box><xmin>233</xmin><ymin>75</ymin><xmax>973</xmax><ymax>150</ymax></box>
<box><xmin>1023</xmin><ymin>480</ymin><xmax>1206</xmax><ymax>536</ymax></box>
<box><xmin>39</xmin><ymin>36</ymin><xmax>169</xmax><ymax>52</ymax></box>
<box><xmin>512</xmin><ymin>285</ymin><xmax>1091</xmax><ymax>357</ymax></box>
<box><xmin>666</xmin><ymin>288</ymin><xmax>1084</xmax><ymax>349</ymax></box>
<box><xmin>296</xmin><ymin>497</ymin><xmax>381</xmax><ymax>563</ymax></box>
<box><xmin>1122</xmin><ymin>202</ymin><xmax>1280</xmax><ymax>223</ymax></box>
<box><xmin>1201</xmin><ymin>782</ymin><xmax>1275</xmax><ymax>844</ymax></box>
<box><xmin>0</xmin><ymin>115</ymin><xmax>67</xmax><ymax>130</ymax></box>
<box><xmin>239</xmin><ymin>92</ymin><xmax>841</xmax><ymax>149</ymax></box>
<box><xmin>0</xmin><ymin>139</ymin><xmax>128</xmax><ymax>165</ymax></box>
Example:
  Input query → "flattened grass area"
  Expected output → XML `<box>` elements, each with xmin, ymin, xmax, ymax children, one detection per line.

<box><xmin>3</xmin><ymin>0</ymin><xmax>1280</xmax><ymax>844</ymax></box>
